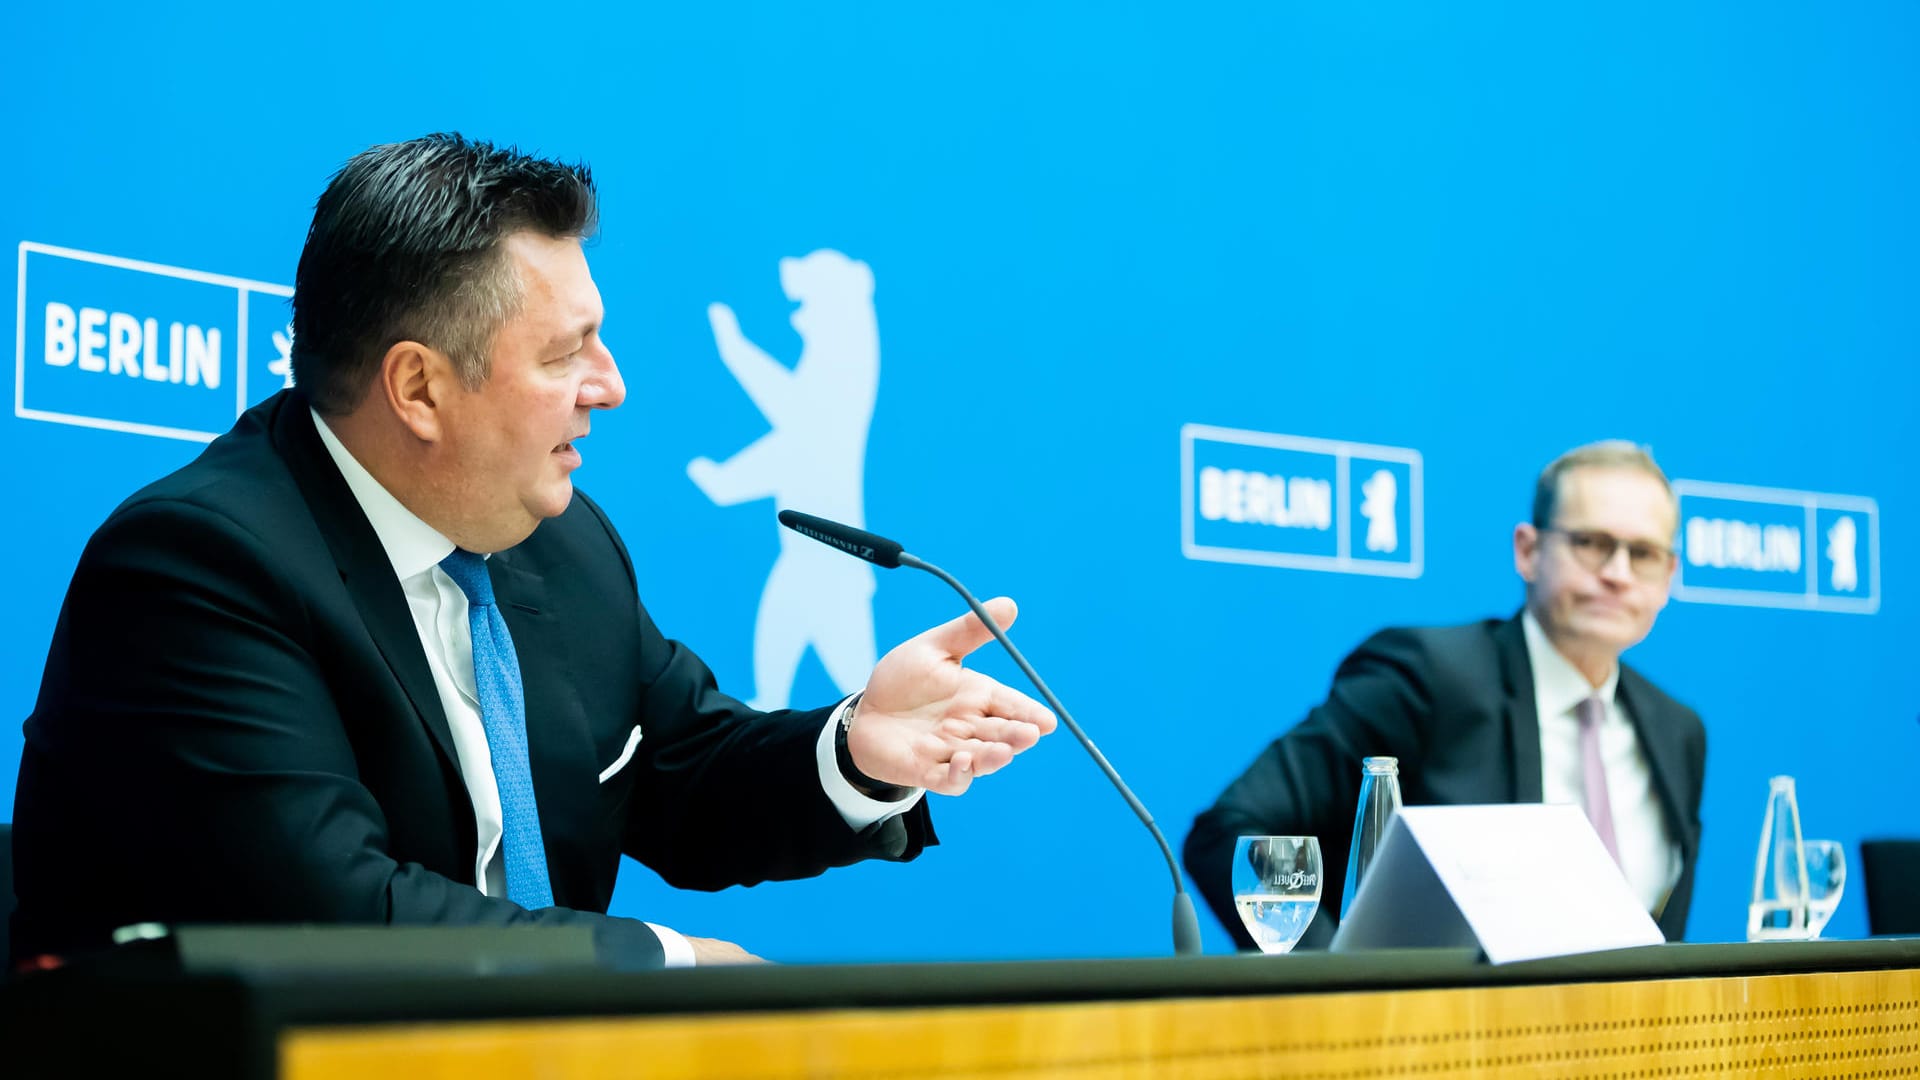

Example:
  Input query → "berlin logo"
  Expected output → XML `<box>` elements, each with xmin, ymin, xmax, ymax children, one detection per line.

<box><xmin>16</xmin><ymin>241</ymin><xmax>292</xmax><ymax>442</ymax></box>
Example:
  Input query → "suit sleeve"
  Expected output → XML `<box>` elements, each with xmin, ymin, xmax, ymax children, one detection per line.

<box><xmin>15</xmin><ymin>499</ymin><xmax>668</xmax><ymax>968</ymax></box>
<box><xmin>1182</xmin><ymin>628</ymin><xmax>1436</xmax><ymax>950</ymax></box>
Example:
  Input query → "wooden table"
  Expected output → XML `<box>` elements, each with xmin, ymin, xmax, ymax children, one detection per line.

<box><xmin>8</xmin><ymin>936</ymin><xmax>1918</xmax><ymax>1078</ymax></box>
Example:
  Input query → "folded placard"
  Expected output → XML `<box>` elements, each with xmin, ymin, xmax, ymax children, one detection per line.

<box><xmin>1329</xmin><ymin>804</ymin><xmax>1665</xmax><ymax>964</ymax></box>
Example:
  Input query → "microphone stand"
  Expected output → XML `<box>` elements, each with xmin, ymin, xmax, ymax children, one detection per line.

<box><xmin>898</xmin><ymin>551</ymin><xmax>1203</xmax><ymax>957</ymax></box>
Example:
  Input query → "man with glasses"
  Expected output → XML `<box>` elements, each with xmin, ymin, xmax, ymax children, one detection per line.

<box><xmin>1185</xmin><ymin>441</ymin><xmax>1704</xmax><ymax>950</ymax></box>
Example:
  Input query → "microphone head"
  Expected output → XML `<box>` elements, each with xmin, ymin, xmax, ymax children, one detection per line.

<box><xmin>777</xmin><ymin>510</ymin><xmax>905</xmax><ymax>569</ymax></box>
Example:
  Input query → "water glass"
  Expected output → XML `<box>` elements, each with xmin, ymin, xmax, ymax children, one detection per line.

<box><xmin>1232</xmin><ymin>835</ymin><xmax>1323</xmax><ymax>954</ymax></box>
<box><xmin>1803</xmin><ymin>839</ymin><xmax>1847</xmax><ymax>939</ymax></box>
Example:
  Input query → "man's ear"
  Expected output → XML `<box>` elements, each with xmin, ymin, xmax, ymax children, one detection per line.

<box><xmin>1513</xmin><ymin>522</ymin><xmax>1540</xmax><ymax>584</ymax></box>
<box><xmin>380</xmin><ymin>340</ymin><xmax>458</xmax><ymax>442</ymax></box>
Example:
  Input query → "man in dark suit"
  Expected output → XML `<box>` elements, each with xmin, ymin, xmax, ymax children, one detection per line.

<box><xmin>1185</xmin><ymin>442</ymin><xmax>1706</xmax><ymax>949</ymax></box>
<box><xmin>10</xmin><ymin>134</ymin><xmax>1055</xmax><ymax>968</ymax></box>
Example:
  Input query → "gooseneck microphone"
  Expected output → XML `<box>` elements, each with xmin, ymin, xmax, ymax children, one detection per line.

<box><xmin>777</xmin><ymin>509</ymin><xmax>1202</xmax><ymax>957</ymax></box>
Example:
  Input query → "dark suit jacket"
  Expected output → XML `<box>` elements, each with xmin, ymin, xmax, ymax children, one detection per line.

<box><xmin>1183</xmin><ymin>615</ymin><xmax>1706</xmax><ymax>950</ymax></box>
<box><xmin>11</xmin><ymin>390</ymin><xmax>933</xmax><ymax>966</ymax></box>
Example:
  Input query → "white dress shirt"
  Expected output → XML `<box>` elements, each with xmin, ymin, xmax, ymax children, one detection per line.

<box><xmin>311</xmin><ymin>412</ymin><xmax>921</xmax><ymax>965</ymax></box>
<box><xmin>1523</xmin><ymin>610</ymin><xmax>1681</xmax><ymax>917</ymax></box>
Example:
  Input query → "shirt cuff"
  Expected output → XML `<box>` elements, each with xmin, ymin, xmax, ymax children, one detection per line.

<box><xmin>644</xmin><ymin>922</ymin><xmax>696</xmax><ymax>968</ymax></box>
<box><xmin>816</xmin><ymin>694</ymin><xmax>925</xmax><ymax>828</ymax></box>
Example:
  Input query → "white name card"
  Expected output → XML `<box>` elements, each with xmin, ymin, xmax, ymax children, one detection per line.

<box><xmin>1329</xmin><ymin>804</ymin><xmax>1665</xmax><ymax>964</ymax></box>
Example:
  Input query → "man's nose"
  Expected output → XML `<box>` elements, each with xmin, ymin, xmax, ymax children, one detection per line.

<box><xmin>581</xmin><ymin>344</ymin><xmax>626</xmax><ymax>409</ymax></box>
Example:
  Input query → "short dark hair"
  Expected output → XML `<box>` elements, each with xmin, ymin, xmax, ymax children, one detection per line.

<box><xmin>1532</xmin><ymin>440</ymin><xmax>1678</xmax><ymax>534</ymax></box>
<box><xmin>290</xmin><ymin>133</ymin><xmax>598</xmax><ymax>415</ymax></box>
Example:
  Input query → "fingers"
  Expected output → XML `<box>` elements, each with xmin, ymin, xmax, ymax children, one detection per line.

<box><xmin>985</xmin><ymin>679</ymin><xmax>1057</xmax><ymax>737</ymax></box>
<box><xmin>940</xmin><ymin>674</ymin><xmax>1053</xmax><ymax>748</ymax></box>
<box><xmin>928</xmin><ymin>685</ymin><xmax>1049</xmax><ymax>754</ymax></box>
<box><xmin>922</xmin><ymin>596</ymin><xmax>1019</xmax><ymax>660</ymax></box>
<box><xmin>943</xmin><ymin>712</ymin><xmax>1044</xmax><ymax>754</ymax></box>
<box><xmin>916</xmin><ymin>674</ymin><xmax>1052</xmax><ymax>765</ymax></box>
<box><xmin>905</xmin><ymin>729</ymin><xmax>1032</xmax><ymax>796</ymax></box>
<box><xmin>685</xmin><ymin>936</ymin><xmax>766</xmax><ymax>965</ymax></box>
<box><xmin>913</xmin><ymin>736</ymin><xmax>1014</xmax><ymax>788</ymax></box>
<box><xmin>914</xmin><ymin>734</ymin><xmax>1024</xmax><ymax>794</ymax></box>
<box><xmin>954</xmin><ymin>738</ymin><xmax>1016</xmax><ymax>775</ymax></box>
<box><xmin>921</xmin><ymin>756</ymin><xmax>975</xmax><ymax>797</ymax></box>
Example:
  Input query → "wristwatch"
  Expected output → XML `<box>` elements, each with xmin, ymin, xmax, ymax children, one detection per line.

<box><xmin>834</xmin><ymin>693</ymin><xmax>914</xmax><ymax>801</ymax></box>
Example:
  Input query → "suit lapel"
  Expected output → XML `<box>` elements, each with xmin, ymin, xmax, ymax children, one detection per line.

<box><xmin>1495</xmin><ymin>614</ymin><xmax>1545</xmax><ymax>802</ymax></box>
<box><xmin>269</xmin><ymin>394</ymin><xmax>461</xmax><ymax>772</ymax></box>
<box><xmin>1617</xmin><ymin>669</ymin><xmax>1695</xmax><ymax>860</ymax></box>
<box><xmin>488</xmin><ymin>547</ymin><xmax>589</xmax><ymax>774</ymax></box>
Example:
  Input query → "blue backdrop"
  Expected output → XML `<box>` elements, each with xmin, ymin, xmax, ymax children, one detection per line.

<box><xmin>4</xmin><ymin>1</ymin><xmax>1915</xmax><ymax>961</ymax></box>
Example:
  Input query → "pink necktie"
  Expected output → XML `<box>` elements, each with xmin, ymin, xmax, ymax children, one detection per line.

<box><xmin>1577</xmin><ymin>695</ymin><xmax>1622</xmax><ymax>865</ymax></box>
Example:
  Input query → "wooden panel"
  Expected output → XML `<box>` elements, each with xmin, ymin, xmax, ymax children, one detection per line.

<box><xmin>283</xmin><ymin>966</ymin><xmax>1920</xmax><ymax>1079</ymax></box>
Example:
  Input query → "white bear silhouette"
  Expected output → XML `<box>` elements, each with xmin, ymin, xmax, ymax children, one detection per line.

<box><xmin>1827</xmin><ymin>515</ymin><xmax>1858</xmax><ymax>593</ymax></box>
<box><xmin>688</xmin><ymin>251</ymin><xmax>880</xmax><ymax>711</ymax></box>
<box><xmin>1360</xmin><ymin>468</ymin><xmax>1398</xmax><ymax>553</ymax></box>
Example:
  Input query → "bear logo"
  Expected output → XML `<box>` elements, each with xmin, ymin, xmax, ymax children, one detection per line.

<box><xmin>1360</xmin><ymin>468</ymin><xmax>1398</xmax><ymax>554</ymax></box>
<box><xmin>1827</xmin><ymin>515</ymin><xmax>1858</xmax><ymax>593</ymax></box>
<box><xmin>688</xmin><ymin>251</ymin><xmax>881</xmax><ymax>711</ymax></box>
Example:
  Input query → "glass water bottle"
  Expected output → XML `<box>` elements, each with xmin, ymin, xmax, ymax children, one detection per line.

<box><xmin>1748</xmin><ymin>774</ymin><xmax>1812</xmax><ymax>941</ymax></box>
<box><xmin>1341</xmin><ymin>756</ymin><xmax>1403</xmax><ymax>919</ymax></box>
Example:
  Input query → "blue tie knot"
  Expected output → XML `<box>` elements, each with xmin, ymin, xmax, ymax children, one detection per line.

<box><xmin>440</xmin><ymin>549</ymin><xmax>496</xmax><ymax>607</ymax></box>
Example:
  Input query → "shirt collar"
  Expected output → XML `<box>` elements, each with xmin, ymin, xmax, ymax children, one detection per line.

<box><xmin>310</xmin><ymin>409</ymin><xmax>457</xmax><ymax>582</ymax></box>
<box><xmin>1522</xmin><ymin>607</ymin><xmax>1620</xmax><ymax>720</ymax></box>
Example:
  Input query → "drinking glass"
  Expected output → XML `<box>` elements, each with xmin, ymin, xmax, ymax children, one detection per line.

<box><xmin>1232</xmin><ymin>836</ymin><xmax>1323</xmax><ymax>954</ymax></box>
<box><xmin>1803</xmin><ymin>839</ymin><xmax>1847</xmax><ymax>939</ymax></box>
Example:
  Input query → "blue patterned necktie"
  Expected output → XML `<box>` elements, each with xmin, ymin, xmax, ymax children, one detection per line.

<box><xmin>439</xmin><ymin>549</ymin><xmax>555</xmax><ymax>909</ymax></box>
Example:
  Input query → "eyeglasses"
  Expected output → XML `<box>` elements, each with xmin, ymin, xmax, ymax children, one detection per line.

<box><xmin>1543</xmin><ymin>527</ymin><xmax>1675</xmax><ymax>583</ymax></box>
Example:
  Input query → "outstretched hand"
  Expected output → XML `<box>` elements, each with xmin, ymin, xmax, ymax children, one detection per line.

<box><xmin>847</xmin><ymin>597</ymin><xmax>1058</xmax><ymax>796</ymax></box>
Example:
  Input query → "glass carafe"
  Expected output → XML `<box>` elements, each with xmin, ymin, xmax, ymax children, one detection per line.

<box><xmin>1342</xmin><ymin>756</ymin><xmax>1403</xmax><ymax>919</ymax></box>
<box><xmin>1748</xmin><ymin>774</ymin><xmax>1812</xmax><ymax>941</ymax></box>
